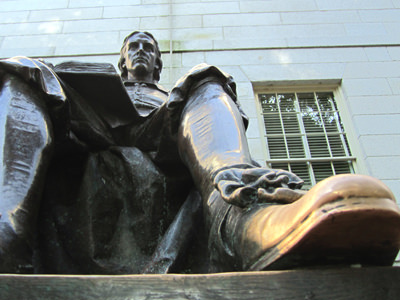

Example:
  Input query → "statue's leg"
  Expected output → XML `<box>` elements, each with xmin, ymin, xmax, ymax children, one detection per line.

<box><xmin>178</xmin><ymin>80</ymin><xmax>400</xmax><ymax>272</ymax></box>
<box><xmin>177</xmin><ymin>81</ymin><xmax>254</xmax><ymax>198</ymax></box>
<box><xmin>0</xmin><ymin>74</ymin><xmax>53</xmax><ymax>273</ymax></box>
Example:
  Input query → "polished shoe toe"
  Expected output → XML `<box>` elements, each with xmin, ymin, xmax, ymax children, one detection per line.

<box><xmin>238</xmin><ymin>174</ymin><xmax>400</xmax><ymax>271</ymax></box>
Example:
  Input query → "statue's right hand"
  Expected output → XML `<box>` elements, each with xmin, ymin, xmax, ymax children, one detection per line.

<box><xmin>214</xmin><ymin>167</ymin><xmax>306</xmax><ymax>208</ymax></box>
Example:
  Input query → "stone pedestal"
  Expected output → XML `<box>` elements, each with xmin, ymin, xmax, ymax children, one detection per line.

<box><xmin>1</xmin><ymin>267</ymin><xmax>399</xmax><ymax>299</ymax></box>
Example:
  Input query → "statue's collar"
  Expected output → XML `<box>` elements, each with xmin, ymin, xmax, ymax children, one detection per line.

<box><xmin>123</xmin><ymin>80</ymin><xmax>169</xmax><ymax>94</ymax></box>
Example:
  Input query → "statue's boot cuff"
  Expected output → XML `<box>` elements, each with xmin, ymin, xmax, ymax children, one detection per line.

<box><xmin>237</xmin><ymin>174</ymin><xmax>400</xmax><ymax>271</ymax></box>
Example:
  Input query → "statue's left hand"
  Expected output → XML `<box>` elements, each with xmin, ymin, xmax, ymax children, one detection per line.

<box><xmin>214</xmin><ymin>167</ymin><xmax>306</xmax><ymax>208</ymax></box>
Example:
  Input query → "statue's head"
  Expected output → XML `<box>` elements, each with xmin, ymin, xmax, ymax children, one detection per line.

<box><xmin>118</xmin><ymin>31</ymin><xmax>162</xmax><ymax>82</ymax></box>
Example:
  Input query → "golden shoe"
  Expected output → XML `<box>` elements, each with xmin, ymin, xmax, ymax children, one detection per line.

<box><xmin>235</xmin><ymin>174</ymin><xmax>400</xmax><ymax>270</ymax></box>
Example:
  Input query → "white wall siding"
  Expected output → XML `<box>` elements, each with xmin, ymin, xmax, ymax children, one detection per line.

<box><xmin>0</xmin><ymin>0</ymin><xmax>399</xmax><ymax>202</ymax></box>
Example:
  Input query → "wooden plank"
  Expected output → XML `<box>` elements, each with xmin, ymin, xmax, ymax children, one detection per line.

<box><xmin>1</xmin><ymin>267</ymin><xmax>400</xmax><ymax>299</ymax></box>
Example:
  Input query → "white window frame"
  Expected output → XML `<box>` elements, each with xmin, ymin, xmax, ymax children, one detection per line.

<box><xmin>254</xmin><ymin>83</ymin><xmax>366</xmax><ymax>188</ymax></box>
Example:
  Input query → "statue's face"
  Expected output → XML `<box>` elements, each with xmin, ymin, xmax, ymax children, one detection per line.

<box><xmin>122</xmin><ymin>33</ymin><xmax>158</xmax><ymax>81</ymax></box>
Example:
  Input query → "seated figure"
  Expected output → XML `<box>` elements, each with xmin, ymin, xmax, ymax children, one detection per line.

<box><xmin>1</xmin><ymin>31</ymin><xmax>400</xmax><ymax>274</ymax></box>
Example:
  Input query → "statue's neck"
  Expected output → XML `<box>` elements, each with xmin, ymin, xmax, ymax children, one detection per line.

<box><xmin>126</xmin><ymin>72</ymin><xmax>155</xmax><ymax>85</ymax></box>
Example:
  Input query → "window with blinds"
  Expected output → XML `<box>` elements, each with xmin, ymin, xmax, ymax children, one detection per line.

<box><xmin>258</xmin><ymin>91</ymin><xmax>355</xmax><ymax>188</ymax></box>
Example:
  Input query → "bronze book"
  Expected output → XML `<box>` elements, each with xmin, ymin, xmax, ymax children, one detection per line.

<box><xmin>54</xmin><ymin>61</ymin><xmax>140</xmax><ymax>128</ymax></box>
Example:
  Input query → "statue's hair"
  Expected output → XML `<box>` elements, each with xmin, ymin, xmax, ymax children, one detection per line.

<box><xmin>118</xmin><ymin>31</ymin><xmax>162</xmax><ymax>82</ymax></box>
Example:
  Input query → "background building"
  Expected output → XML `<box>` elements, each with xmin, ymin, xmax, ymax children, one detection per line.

<box><xmin>1</xmin><ymin>0</ymin><xmax>399</xmax><ymax>200</ymax></box>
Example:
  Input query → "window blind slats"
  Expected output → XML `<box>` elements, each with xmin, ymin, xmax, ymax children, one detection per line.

<box><xmin>290</xmin><ymin>163</ymin><xmax>312</xmax><ymax>186</ymax></box>
<box><xmin>270</xmin><ymin>162</ymin><xmax>289</xmax><ymax>170</ymax></box>
<box><xmin>307</xmin><ymin>135</ymin><xmax>330</xmax><ymax>158</ymax></box>
<box><xmin>287</xmin><ymin>136</ymin><xmax>305</xmax><ymax>158</ymax></box>
<box><xmin>298</xmin><ymin>93</ymin><xmax>318</xmax><ymax>110</ymax></box>
<box><xmin>322</xmin><ymin>111</ymin><xmax>340</xmax><ymax>132</ymax></box>
<box><xmin>328</xmin><ymin>134</ymin><xmax>347</xmax><ymax>157</ymax></box>
<box><xmin>260</xmin><ymin>94</ymin><xmax>277</xmax><ymax>112</ymax></box>
<box><xmin>315</xmin><ymin>92</ymin><xmax>335</xmax><ymax>111</ymax></box>
<box><xmin>259</xmin><ymin>89</ymin><xmax>354</xmax><ymax>187</ymax></box>
<box><xmin>282</xmin><ymin>113</ymin><xmax>301</xmax><ymax>134</ymax></box>
<box><xmin>279</xmin><ymin>94</ymin><xmax>296</xmax><ymax>112</ymax></box>
<box><xmin>333</xmin><ymin>161</ymin><xmax>353</xmax><ymax>174</ymax></box>
<box><xmin>264</xmin><ymin>114</ymin><xmax>283</xmax><ymax>134</ymax></box>
<box><xmin>302</xmin><ymin>113</ymin><xmax>325</xmax><ymax>134</ymax></box>
<box><xmin>267</xmin><ymin>137</ymin><xmax>288</xmax><ymax>159</ymax></box>
<box><xmin>312</xmin><ymin>162</ymin><xmax>334</xmax><ymax>182</ymax></box>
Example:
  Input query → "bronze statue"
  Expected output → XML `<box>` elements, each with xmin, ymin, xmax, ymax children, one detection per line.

<box><xmin>1</xmin><ymin>31</ymin><xmax>400</xmax><ymax>274</ymax></box>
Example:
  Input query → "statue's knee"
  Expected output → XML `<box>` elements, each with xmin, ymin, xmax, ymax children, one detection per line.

<box><xmin>0</xmin><ymin>73</ymin><xmax>54</xmax><ymax>247</ymax></box>
<box><xmin>187</xmin><ymin>81</ymin><xmax>234</xmax><ymax>109</ymax></box>
<box><xmin>1</xmin><ymin>73</ymin><xmax>53</xmax><ymax>146</ymax></box>
<box><xmin>1</xmin><ymin>73</ymin><xmax>53</xmax><ymax>164</ymax></box>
